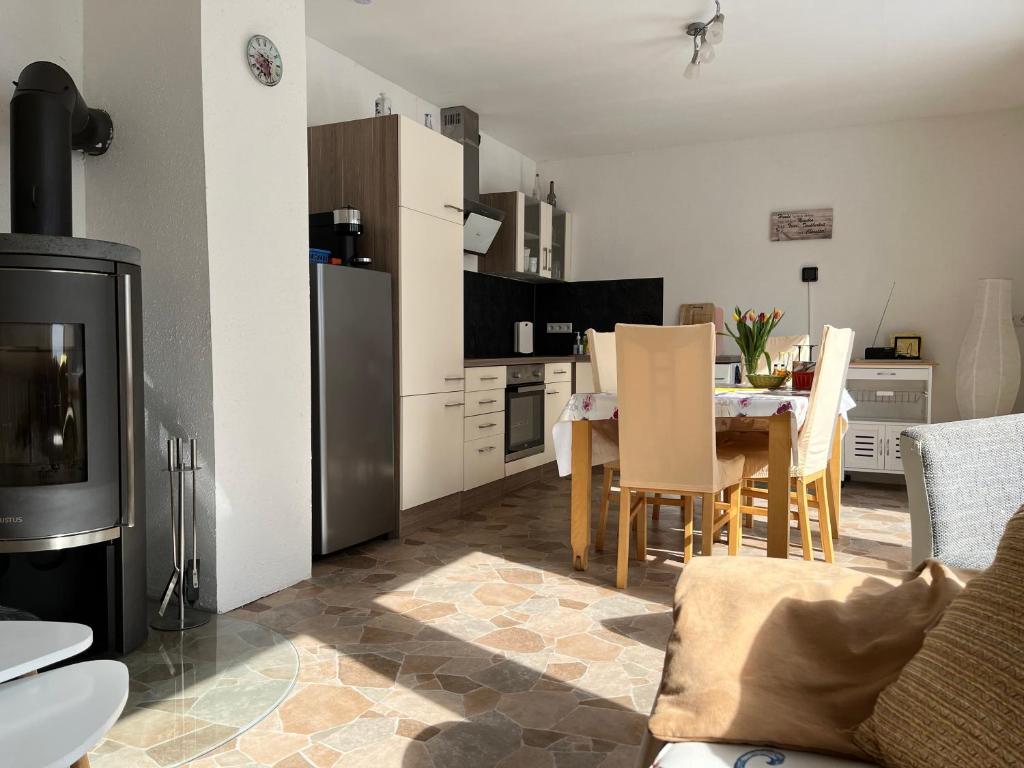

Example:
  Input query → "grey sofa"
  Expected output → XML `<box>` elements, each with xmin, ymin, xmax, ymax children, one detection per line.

<box><xmin>901</xmin><ymin>414</ymin><xmax>1024</xmax><ymax>570</ymax></box>
<box><xmin>642</xmin><ymin>414</ymin><xmax>1023</xmax><ymax>767</ymax></box>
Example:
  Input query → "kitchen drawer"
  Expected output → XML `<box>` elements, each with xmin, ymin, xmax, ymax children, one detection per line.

<box><xmin>848</xmin><ymin>367</ymin><xmax>931</xmax><ymax>382</ymax></box>
<box><xmin>465</xmin><ymin>366</ymin><xmax>505</xmax><ymax>392</ymax></box>
<box><xmin>465</xmin><ymin>412</ymin><xmax>504</xmax><ymax>442</ymax></box>
<box><xmin>464</xmin><ymin>387</ymin><xmax>504</xmax><ymax>416</ymax></box>
<box><xmin>544</xmin><ymin>361</ymin><xmax>573</xmax><ymax>383</ymax></box>
<box><xmin>464</xmin><ymin>435</ymin><xmax>505</xmax><ymax>490</ymax></box>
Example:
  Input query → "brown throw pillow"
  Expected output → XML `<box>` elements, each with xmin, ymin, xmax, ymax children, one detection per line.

<box><xmin>648</xmin><ymin>556</ymin><xmax>968</xmax><ymax>757</ymax></box>
<box><xmin>854</xmin><ymin>508</ymin><xmax>1024</xmax><ymax>766</ymax></box>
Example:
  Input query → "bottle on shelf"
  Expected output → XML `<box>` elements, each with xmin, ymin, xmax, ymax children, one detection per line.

<box><xmin>547</xmin><ymin>181</ymin><xmax>557</xmax><ymax>208</ymax></box>
<box><xmin>374</xmin><ymin>92</ymin><xmax>392</xmax><ymax>116</ymax></box>
<box><xmin>532</xmin><ymin>172</ymin><xmax>542</xmax><ymax>200</ymax></box>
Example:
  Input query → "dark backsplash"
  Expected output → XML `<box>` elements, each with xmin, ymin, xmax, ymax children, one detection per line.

<box><xmin>464</xmin><ymin>271</ymin><xmax>664</xmax><ymax>358</ymax></box>
<box><xmin>463</xmin><ymin>271</ymin><xmax>536</xmax><ymax>358</ymax></box>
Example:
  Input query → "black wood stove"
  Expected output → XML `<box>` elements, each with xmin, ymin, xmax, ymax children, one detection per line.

<box><xmin>0</xmin><ymin>62</ymin><xmax>146</xmax><ymax>655</ymax></box>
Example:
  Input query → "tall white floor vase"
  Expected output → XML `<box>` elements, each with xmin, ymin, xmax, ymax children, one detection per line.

<box><xmin>955</xmin><ymin>278</ymin><xmax>1021</xmax><ymax>419</ymax></box>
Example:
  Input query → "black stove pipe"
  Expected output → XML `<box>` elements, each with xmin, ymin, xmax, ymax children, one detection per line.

<box><xmin>10</xmin><ymin>61</ymin><xmax>113</xmax><ymax>236</ymax></box>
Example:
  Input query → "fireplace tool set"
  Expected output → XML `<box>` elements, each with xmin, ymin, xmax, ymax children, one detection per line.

<box><xmin>151</xmin><ymin>437</ymin><xmax>209</xmax><ymax>631</ymax></box>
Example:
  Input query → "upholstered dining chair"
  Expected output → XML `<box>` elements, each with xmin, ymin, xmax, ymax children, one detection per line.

<box><xmin>605</xmin><ymin>323</ymin><xmax>746</xmax><ymax>588</ymax></box>
<box><xmin>586</xmin><ymin>328</ymin><xmax>617</xmax><ymax>394</ymax></box>
<box><xmin>754</xmin><ymin>334</ymin><xmax>811</xmax><ymax>375</ymax></box>
<box><xmin>720</xmin><ymin>325</ymin><xmax>855</xmax><ymax>562</ymax></box>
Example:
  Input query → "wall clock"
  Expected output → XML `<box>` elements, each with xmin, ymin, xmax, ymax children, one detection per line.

<box><xmin>246</xmin><ymin>35</ymin><xmax>283</xmax><ymax>87</ymax></box>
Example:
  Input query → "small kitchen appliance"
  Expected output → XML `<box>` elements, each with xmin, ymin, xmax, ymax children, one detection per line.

<box><xmin>309</xmin><ymin>206</ymin><xmax>368</xmax><ymax>267</ymax></box>
<box><xmin>514</xmin><ymin>321</ymin><xmax>534</xmax><ymax>354</ymax></box>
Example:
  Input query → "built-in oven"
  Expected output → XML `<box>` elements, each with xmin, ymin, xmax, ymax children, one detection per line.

<box><xmin>505</xmin><ymin>363</ymin><xmax>545</xmax><ymax>462</ymax></box>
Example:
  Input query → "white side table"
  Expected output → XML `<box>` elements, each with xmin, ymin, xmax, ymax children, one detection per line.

<box><xmin>0</xmin><ymin>660</ymin><xmax>128</xmax><ymax>768</ymax></box>
<box><xmin>0</xmin><ymin>621</ymin><xmax>93</xmax><ymax>683</ymax></box>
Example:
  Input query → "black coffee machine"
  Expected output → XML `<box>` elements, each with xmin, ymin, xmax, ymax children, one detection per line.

<box><xmin>309</xmin><ymin>206</ymin><xmax>369</xmax><ymax>267</ymax></box>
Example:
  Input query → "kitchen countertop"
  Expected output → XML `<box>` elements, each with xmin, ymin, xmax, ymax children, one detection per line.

<box><xmin>465</xmin><ymin>355</ymin><xmax>590</xmax><ymax>367</ymax></box>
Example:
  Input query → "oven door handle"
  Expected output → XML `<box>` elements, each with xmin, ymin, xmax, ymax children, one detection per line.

<box><xmin>117</xmin><ymin>271</ymin><xmax>136</xmax><ymax>529</ymax></box>
<box><xmin>508</xmin><ymin>383</ymin><xmax>545</xmax><ymax>393</ymax></box>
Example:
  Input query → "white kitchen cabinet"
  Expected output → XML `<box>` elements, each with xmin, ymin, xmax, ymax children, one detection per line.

<box><xmin>464</xmin><ymin>435</ymin><xmax>505</xmax><ymax>490</ymax></box>
<box><xmin>882</xmin><ymin>424</ymin><xmax>904</xmax><ymax>472</ymax></box>
<box><xmin>465</xmin><ymin>412</ymin><xmax>504</xmax><ymax>441</ymax></box>
<box><xmin>537</xmin><ymin>201</ymin><xmax>553</xmax><ymax>279</ymax></box>
<box><xmin>843</xmin><ymin>362</ymin><xmax>934</xmax><ymax>478</ymax></box>
<box><xmin>398</xmin><ymin>116</ymin><xmax>464</xmax><ymax>225</ymax></box>
<box><xmin>401</xmin><ymin>392</ymin><xmax>464</xmax><ymax>510</ymax></box>
<box><xmin>543</xmin><ymin>381</ymin><xmax>572</xmax><ymax>463</ymax></box>
<box><xmin>465</xmin><ymin>366</ymin><xmax>505</xmax><ymax>392</ymax></box>
<box><xmin>464</xmin><ymin>388</ymin><xmax>505</xmax><ymax>417</ymax></box>
<box><xmin>843</xmin><ymin>422</ymin><xmax>907</xmax><ymax>473</ymax></box>
<box><xmin>544</xmin><ymin>362</ymin><xmax>572</xmax><ymax>383</ymax></box>
<box><xmin>398</xmin><ymin>207</ymin><xmax>464</xmax><ymax>397</ymax></box>
<box><xmin>843</xmin><ymin>423</ymin><xmax>884</xmax><ymax>471</ymax></box>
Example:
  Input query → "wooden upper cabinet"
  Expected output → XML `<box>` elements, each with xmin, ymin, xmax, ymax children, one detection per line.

<box><xmin>479</xmin><ymin>191</ymin><xmax>524</xmax><ymax>274</ymax></box>
<box><xmin>478</xmin><ymin>191</ymin><xmax>570</xmax><ymax>281</ymax></box>
<box><xmin>398</xmin><ymin>117</ymin><xmax>464</xmax><ymax>225</ymax></box>
<box><xmin>307</xmin><ymin>115</ymin><xmax>464</xmax><ymax>271</ymax></box>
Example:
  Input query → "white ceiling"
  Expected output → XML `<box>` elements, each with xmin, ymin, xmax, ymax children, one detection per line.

<box><xmin>306</xmin><ymin>0</ymin><xmax>1024</xmax><ymax>161</ymax></box>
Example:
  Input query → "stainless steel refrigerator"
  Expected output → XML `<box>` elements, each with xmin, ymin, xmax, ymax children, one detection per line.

<box><xmin>311</xmin><ymin>264</ymin><xmax>396</xmax><ymax>555</ymax></box>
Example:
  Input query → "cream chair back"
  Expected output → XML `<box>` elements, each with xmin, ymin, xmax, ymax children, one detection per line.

<box><xmin>796</xmin><ymin>325</ymin><xmax>855</xmax><ymax>476</ymax></box>
<box><xmin>586</xmin><ymin>329</ymin><xmax>617</xmax><ymax>394</ymax></box>
<box><xmin>756</xmin><ymin>334</ymin><xmax>811</xmax><ymax>374</ymax></box>
<box><xmin>616</xmin><ymin>323</ymin><xmax>720</xmax><ymax>493</ymax></box>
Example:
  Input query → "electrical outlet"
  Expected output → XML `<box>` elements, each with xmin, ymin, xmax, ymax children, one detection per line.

<box><xmin>547</xmin><ymin>322</ymin><xmax>573</xmax><ymax>334</ymax></box>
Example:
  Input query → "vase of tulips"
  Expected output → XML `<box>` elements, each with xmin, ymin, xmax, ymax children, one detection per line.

<box><xmin>722</xmin><ymin>307</ymin><xmax>786</xmax><ymax>385</ymax></box>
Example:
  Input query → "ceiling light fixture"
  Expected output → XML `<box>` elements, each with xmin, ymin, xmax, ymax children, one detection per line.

<box><xmin>684</xmin><ymin>1</ymin><xmax>725</xmax><ymax>80</ymax></box>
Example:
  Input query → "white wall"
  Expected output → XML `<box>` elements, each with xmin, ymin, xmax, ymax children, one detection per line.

<box><xmin>306</xmin><ymin>37</ymin><xmax>535</xmax><ymax>195</ymax></box>
<box><xmin>1</xmin><ymin>0</ymin><xmax>86</xmax><ymax>234</ymax></box>
<box><xmin>83</xmin><ymin>0</ymin><xmax>219</xmax><ymax>608</ymax></box>
<box><xmin>203</xmin><ymin>0</ymin><xmax>311</xmax><ymax>612</ymax></box>
<box><xmin>540</xmin><ymin>109</ymin><xmax>1024</xmax><ymax>422</ymax></box>
<box><xmin>86</xmin><ymin>0</ymin><xmax>311</xmax><ymax>612</ymax></box>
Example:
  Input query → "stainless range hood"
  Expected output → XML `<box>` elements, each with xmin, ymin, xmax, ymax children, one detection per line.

<box><xmin>440</xmin><ymin>106</ymin><xmax>504</xmax><ymax>256</ymax></box>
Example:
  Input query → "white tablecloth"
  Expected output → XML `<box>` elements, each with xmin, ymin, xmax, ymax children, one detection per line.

<box><xmin>553</xmin><ymin>389</ymin><xmax>856</xmax><ymax>476</ymax></box>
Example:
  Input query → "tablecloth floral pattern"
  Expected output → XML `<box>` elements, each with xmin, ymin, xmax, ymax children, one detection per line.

<box><xmin>553</xmin><ymin>389</ymin><xmax>856</xmax><ymax>476</ymax></box>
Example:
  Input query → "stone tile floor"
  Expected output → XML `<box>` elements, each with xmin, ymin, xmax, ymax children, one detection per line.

<box><xmin>187</xmin><ymin>478</ymin><xmax>910</xmax><ymax>767</ymax></box>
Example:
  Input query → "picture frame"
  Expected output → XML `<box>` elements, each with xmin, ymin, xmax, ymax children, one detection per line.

<box><xmin>892</xmin><ymin>335</ymin><xmax>922</xmax><ymax>360</ymax></box>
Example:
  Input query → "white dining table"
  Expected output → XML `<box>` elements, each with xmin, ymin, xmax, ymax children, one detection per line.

<box><xmin>0</xmin><ymin>621</ymin><xmax>128</xmax><ymax>768</ymax></box>
<box><xmin>0</xmin><ymin>621</ymin><xmax>93</xmax><ymax>683</ymax></box>
<box><xmin>0</xmin><ymin>660</ymin><xmax>129</xmax><ymax>768</ymax></box>
<box><xmin>552</xmin><ymin>387</ymin><xmax>856</xmax><ymax>570</ymax></box>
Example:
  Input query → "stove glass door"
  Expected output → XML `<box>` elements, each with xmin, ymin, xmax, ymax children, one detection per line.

<box><xmin>0</xmin><ymin>323</ymin><xmax>88</xmax><ymax>486</ymax></box>
<box><xmin>0</xmin><ymin>269</ymin><xmax>120</xmax><ymax>543</ymax></box>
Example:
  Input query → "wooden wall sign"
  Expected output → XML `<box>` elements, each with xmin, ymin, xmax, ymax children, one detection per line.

<box><xmin>770</xmin><ymin>208</ymin><xmax>833</xmax><ymax>241</ymax></box>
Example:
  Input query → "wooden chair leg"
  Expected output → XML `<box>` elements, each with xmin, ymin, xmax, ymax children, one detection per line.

<box><xmin>700</xmin><ymin>492</ymin><xmax>715</xmax><ymax>556</ymax></box>
<box><xmin>814</xmin><ymin>477</ymin><xmax>836</xmax><ymax>563</ymax></box>
<box><xmin>682</xmin><ymin>495</ymin><xmax>694</xmax><ymax>563</ymax></box>
<box><xmin>742</xmin><ymin>493</ymin><xmax>753</xmax><ymax>529</ymax></box>
<box><xmin>596</xmin><ymin>465</ymin><xmax>614</xmax><ymax>552</ymax></box>
<box><xmin>726</xmin><ymin>485</ymin><xmax>742</xmax><ymax>556</ymax></box>
<box><xmin>634</xmin><ymin>494</ymin><xmax>647</xmax><ymax>561</ymax></box>
<box><xmin>616</xmin><ymin>486</ymin><xmax>632</xmax><ymax>588</ymax></box>
<box><xmin>796</xmin><ymin>479</ymin><xmax>813</xmax><ymax>561</ymax></box>
<box><xmin>652</xmin><ymin>493</ymin><xmax>662</xmax><ymax>521</ymax></box>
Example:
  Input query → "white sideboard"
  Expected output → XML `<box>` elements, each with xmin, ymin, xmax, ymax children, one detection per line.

<box><xmin>843</xmin><ymin>361</ymin><xmax>935</xmax><ymax>477</ymax></box>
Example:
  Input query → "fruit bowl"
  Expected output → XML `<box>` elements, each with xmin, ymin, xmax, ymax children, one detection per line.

<box><xmin>746</xmin><ymin>373</ymin><xmax>789</xmax><ymax>389</ymax></box>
